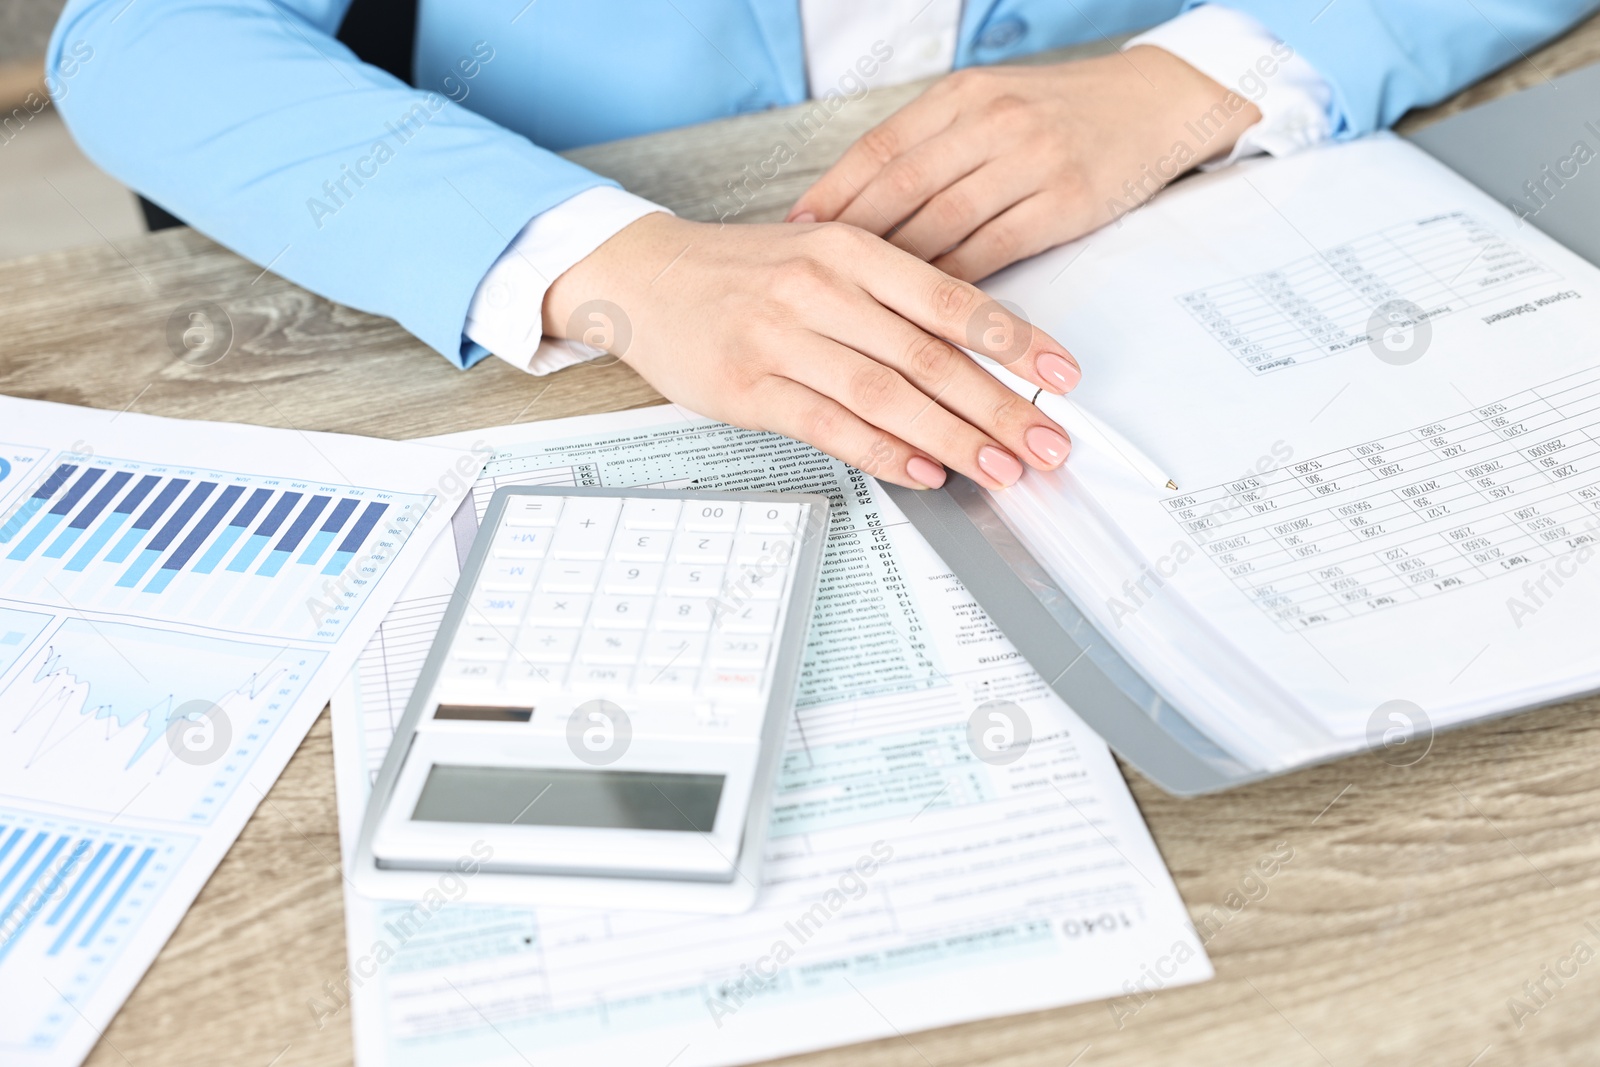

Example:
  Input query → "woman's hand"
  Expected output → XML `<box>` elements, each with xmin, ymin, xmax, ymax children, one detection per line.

<box><xmin>788</xmin><ymin>46</ymin><xmax>1261</xmax><ymax>282</ymax></box>
<box><xmin>541</xmin><ymin>213</ymin><xmax>1080</xmax><ymax>491</ymax></box>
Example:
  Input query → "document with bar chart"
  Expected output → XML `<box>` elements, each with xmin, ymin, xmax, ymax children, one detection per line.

<box><xmin>0</xmin><ymin>396</ymin><xmax>476</xmax><ymax>1067</ymax></box>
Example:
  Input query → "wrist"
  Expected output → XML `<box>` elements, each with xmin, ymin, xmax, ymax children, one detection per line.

<box><xmin>1124</xmin><ymin>44</ymin><xmax>1262</xmax><ymax>167</ymax></box>
<box><xmin>541</xmin><ymin>213</ymin><xmax>695</xmax><ymax>346</ymax></box>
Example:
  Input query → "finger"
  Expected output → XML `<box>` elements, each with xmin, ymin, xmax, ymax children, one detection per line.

<box><xmin>830</xmin><ymin>124</ymin><xmax>993</xmax><ymax>237</ymax></box>
<box><xmin>779</xmin><ymin>333</ymin><xmax>1027</xmax><ymax>490</ymax></box>
<box><xmin>844</xmin><ymin>231</ymin><xmax>1082</xmax><ymax>396</ymax></box>
<box><xmin>934</xmin><ymin>193</ymin><xmax>1094</xmax><ymax>282</ymax></box>
<box><xmin>752</xmin><ymin>376</ymin><xmax>949</xmax><ymax>491</ymax></box>
<box><xmin>787</xmin><ymin>95</ymin><xmax>958</xmax><ymax>223</ymax></box>
<box><xmin>814</xmin><ymin>288</ymin><xmax>1072</xmax><ymax>472</ymax></box>
<box><xmin>886</xmin><ymin>161</ymin><xmax>1037</xmax><ymax>263</ymax></box>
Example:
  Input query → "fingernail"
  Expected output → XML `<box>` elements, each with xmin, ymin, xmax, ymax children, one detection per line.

<box><xmin>906</xmin><ymin>456</ymin><xmax>946</xmax><ymax>489</ymax></box>
<box><xmin>977</xmin><ymin>446</ymin><xmax>1024</xmax><ymax>487</ymax></box>
<box><xmin>1025</xmin><ymin>425</ymin><xmax>1072</xmax><ymax>466</ymax></box>
<box><xmin>1036</xmin><ymin>351</ymin><xmax>1081</xmax><ymax>394</ymax></box>
<box><xmin>789</xmin><ymin>210</ymin><xmax>817</xmax><ymax>224</ymax></box>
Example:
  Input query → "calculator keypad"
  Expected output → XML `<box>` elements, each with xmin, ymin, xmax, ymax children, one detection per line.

<box><xmin>444</xmin><ymin>496</ymin><xmax>805</xmax><ymax>713</ymax></box>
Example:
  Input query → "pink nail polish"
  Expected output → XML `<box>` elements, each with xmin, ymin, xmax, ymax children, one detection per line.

<box><xmin>790</xmin><ymin>210</ymin><xmax>817</xmax><ymax>224</ymax></box>
<box><xmin>977</xmin><ymin>446</ymin><xmax>1023</xmax><ymax>487</ymax></box>
<box><xmin>906</xmin><ymin>456</ymin><xmax>946</xmax><ymax>489</ymax></box>
<box><xmin>1025</xmin><ymin>425</ymin><xmax>1072</xmax><ymax>466</ymax></box>
<box><xmin>1036</xmin><ymin>351</ymin><xmax>1081</xmax><ymax>394</ymax></box>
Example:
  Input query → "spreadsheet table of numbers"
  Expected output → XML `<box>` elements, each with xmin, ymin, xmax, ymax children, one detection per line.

<box><xmin>1165</xmin><ymin>366</ymin><xmax>1600</xmax><ymax>630</ymax></box>
<box><xmin>1177</xmin><ymin>212</ymin><xmax>1558</xmax><ymax>374</ymax></box>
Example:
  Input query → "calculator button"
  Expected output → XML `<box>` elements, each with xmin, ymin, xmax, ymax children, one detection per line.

<box><xmin>468</xmin><ymin>592</ymin><xmax>526</xmax><ymax>626</ymax></box>
<box><xmin>571</xmin><ymin>664</ymin><xmax>631</xmax><ymax>690</ymax></box>
<box><xmin>614</xmin><ymin>531</ymin><xmax>672</xmax><ymax>562</ymax></box>
<box><xmin>695</xmin><ymin>704</ymin><xmax>737</xmax><ymax>730</ymax></box>
<box><xmin>493</xmin><ymin>527</ymin><xmax>550</xmax><ymax>559</ymax></box>
<box><xmin>505</xmin><ymin>497</ymin><xmax>562</xmax><ymax>527</ymax></box>
<box><xmin>703</xmin><ymin>668</ymin><xmax>763</xmax><ymax>697</ymax></box>
<box><xmin>482</xmin><ymin>559</ymin><xmax>539</xmax><ymax>591</ymax></box>
<box><xmin>721</xmin><ymin>601</ymin><xmax>780</xmax><ymax>634</ymax></box>
<box><xmin>683</xmin><ymin>501</ymin><xmax>740</xmax><ymax>532</ymax></box>
<box><xmin>662</xmin><ymin>563</ymin><xmax>724</xmax><ymax>596</ymax></box>
<box><xmin>578</xmin><ymin>630</ymin><xmax>643</xmax><ymax>664</ymax></box>
<box><xmin>621</xmin><ymin>498</ymin><xmax>682</xmax><ymax>530</ymax></box>
<box><xmin>739</xmin><ymin>503</ymin><xmax>803</xmax><ymax>534</ymax></box>
<box><xmin>453</xmin><ymin>626</ymin><xmax>515</xmax><ymax>660</ymax></box>
<box><xmin>675</xmin><ymin>533</ymin><xmax>733</xmax><ymax>564</ymax></box>
<box><xmin>642</xmin><ymin>632</ymin><xmax>706</xmax><ymax>667</ymax></box>
<box><xmin>526</xmin><ymin>593</ymin><xmax>590</xmax><ymax>627</ymax></box>
<box><xmin>591</xmin><ymin>594</ymin><xmax>650</xmax><ymax>629</ymax></box>
<box><xmin>504</xmin><ymin>659</ymin><xmax>566</xmax><ymax>689</ymax></box>
<box><xmin>725</xmin><ymin>568</ymin><xmax>785</xmax><ymax>600</ymax></box>
<box><xmin>637</xmin><ymin>665</ymin><xmax>696</xmax><ymax>697</ymax></box>
<box><xmin>514</xmin><ymin>628</ymin><xmax>579</xmax><ymax>663</ymax></box>
<box><xmin>539</xmin><ymin>561</ymin><xmax>601</xmax><ymax>593</ymax></box>
<box><xmin>602</xmin><ymin>561</ymin><xmax>663</xmax><ymax>593</ymax></box>
<box><xmin>653</xmin><ymin>597</ymin><xmax>718</xmax><ymax>632</ymax></box>
<box><xmin>733</xmin><ymin>535</ymin><xmax>794</xmax><ymax>565</ymax></box>
<box><xmin>442</xmin><ymin>660</ymin><xmax>500</xmax><ymax>683</ymax></box>
<box><xmin>550</xmin><ymin>498</ymin><xmax>623</xmax><ymax>559</ymax></box>
<box><xmin>707</xmin><ymin>635</ymin><xmax>770</xmax><ymax>668</ymax></box>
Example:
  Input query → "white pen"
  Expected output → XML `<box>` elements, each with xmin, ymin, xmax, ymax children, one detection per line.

<box><xmin>1030</xmin><ymin>386</ymin><xmax>1179</xmax><ymax>492</ymax></box>
<box><xmin>967</xmin><ymin>349</ymin><xmax>1177</xmax><ymax>491</ymax></box>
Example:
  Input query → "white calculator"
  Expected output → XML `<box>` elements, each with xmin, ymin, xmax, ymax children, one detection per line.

<box><xmin>352</xmin><ymin>486</ymin><xmax>827</xmax><ymax>914</ymax></box>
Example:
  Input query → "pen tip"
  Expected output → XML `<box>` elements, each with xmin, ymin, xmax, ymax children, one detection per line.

<box><xmin>1165</xmin><ymin>480</ymin><xmax>1178</xmax><ymax>491</ymax></box>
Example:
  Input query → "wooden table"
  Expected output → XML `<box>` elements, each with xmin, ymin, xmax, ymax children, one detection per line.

<box><xmin>4</xmin><ymin>22</ymin><xmax>1600</xmax><ymax>1067</ymax></box>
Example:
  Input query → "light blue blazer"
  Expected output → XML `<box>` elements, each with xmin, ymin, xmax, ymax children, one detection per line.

<box><xmin>47</xmin><ymin>1</ymin><xmax>1597</xmax><ymax>366</ymax></box>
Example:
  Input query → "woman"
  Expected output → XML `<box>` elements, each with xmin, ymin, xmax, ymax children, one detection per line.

<box><xmin>49</xmin><ymin>0</ymin><xmax>1595</xmax><ymax>490</ymax></box>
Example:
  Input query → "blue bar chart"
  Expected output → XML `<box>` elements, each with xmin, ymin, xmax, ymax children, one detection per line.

<box><xmin>42</xmin><ymin>471</ymin><xmax>130</xmax><ymax>560</ymax></box>
<box><xmin>2</xmin><ymin>464</ymin><xmax>79</xmax><ymax>554</ymax></box>
<box><xmin>225</xmin><ymin>489</ymin><xmax>301</xmax><ymax>574</ymax></box>
<box><xmin>193</xmin><ymin>486</ymin><xmax>272</xmax><ymax>574</ymax></box>
<box><xmin>116</xmin><ymin>480</ymin><xmax>216</xmax><ymax>589</ymax></box>
<box><xmin>67</xmin><ymin>473</ymin><xmax>159</xmax><ymax>572</ymax></box>
<box><xmin>257</xmin><ymin>493</ymin><xmax>329</xmax><ymax>577</ymax></box>
<box><xmin>322</xmin><ymin>500</ymin><xmax>390</xmax><ymax>577</ymax></box>
<box><xmin>0</xmin><ymin>807</ymin><xmax>188</xmax><ymax>1053</ymax></box>
<box><xmin>0</xmin><ymin>456</ymin><xmax>431</xmax><ymax>642</ymax></box>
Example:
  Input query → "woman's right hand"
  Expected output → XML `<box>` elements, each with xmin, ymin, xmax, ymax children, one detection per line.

<box><xmin>540</xmin><ymin>213</ymin><xmax>1081</xmax><ymax>491</ymax></box>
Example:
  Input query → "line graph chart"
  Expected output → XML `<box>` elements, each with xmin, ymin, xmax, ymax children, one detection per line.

<box><xmin>0</xmin><ymin>619</ymin><xmax>324</xmax><ymax>826</ymax></box>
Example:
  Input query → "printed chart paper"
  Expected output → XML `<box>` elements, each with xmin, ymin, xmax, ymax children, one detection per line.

<box><xmin>0</xmin><ymin>397</ymin><xmax>477</xmax><ymax>1067</ymax></box>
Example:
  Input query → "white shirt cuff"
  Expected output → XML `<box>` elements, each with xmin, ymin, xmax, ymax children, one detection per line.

<box><xmin>1126</xmin><ymin>4</ymin><xmax>1333</xmax><ymax>169</ymax></box>
<box><xmin>464</xmin><ymin>186</ymin><xmax>669</xmax><ymax>375</ymax></box>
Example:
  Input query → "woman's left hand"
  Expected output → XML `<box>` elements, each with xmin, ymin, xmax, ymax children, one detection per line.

<box><xmin>787</xmin><ymin>46</ymin><xmax>1260</xmax><ymax>281</ymax></box>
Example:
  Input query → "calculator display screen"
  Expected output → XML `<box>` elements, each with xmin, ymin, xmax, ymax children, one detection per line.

<box><xmin>412</xmin><ymin>765</ymin><xmax>724</xmax><ymax>832</ymax></box>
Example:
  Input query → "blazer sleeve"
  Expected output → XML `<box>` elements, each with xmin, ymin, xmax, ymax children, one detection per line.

<box><xmin>1195</xmin><ymin>0</ymin><xmax>1600</xmax><ymax>138</ymax></box>
<box><xmin>47</xmin><ymin>0</ymin><xmax>616</xmax><ymax>366</ymax></box>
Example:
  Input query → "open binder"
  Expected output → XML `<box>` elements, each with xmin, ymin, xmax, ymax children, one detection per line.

<box><xmin>889</xmin><ymin>67</ymin><xmax>1600</xmax><ymax>794</ymax></box>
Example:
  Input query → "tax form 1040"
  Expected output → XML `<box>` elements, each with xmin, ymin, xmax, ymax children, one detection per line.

<box><xmin>328</xmin><ymin>406</ymin><xmax>1209</xmax><ymax>1067</ymax></box>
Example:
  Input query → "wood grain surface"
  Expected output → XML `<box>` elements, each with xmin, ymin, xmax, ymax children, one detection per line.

<box><xmin>2</xmin><ymin>16</ymin><xmax>1599</xmax><ymax>1067</ymax></box>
